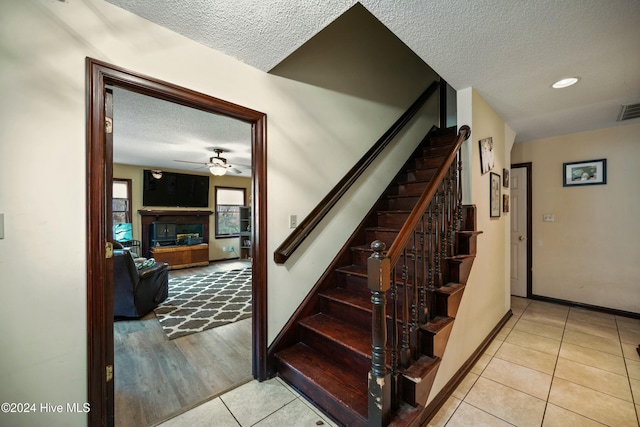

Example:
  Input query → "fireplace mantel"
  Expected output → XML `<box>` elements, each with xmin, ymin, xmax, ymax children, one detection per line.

<box><xmin>138</xmin><ymin>210</ymin><xmax>213</xmax><ymax>258</ymax></box>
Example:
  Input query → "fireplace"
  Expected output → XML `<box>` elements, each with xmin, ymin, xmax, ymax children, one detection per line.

<box><xmin>139</xmin><ymin>210</ymin><xmax>213</xmax><ymax>258</ymax></box>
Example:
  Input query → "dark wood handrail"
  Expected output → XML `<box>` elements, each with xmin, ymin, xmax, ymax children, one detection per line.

<box><xmin>274</xmin><ymin>80</ymin><xmax>441</xmax><ymax>264</ymax></box>
<box><xmin>386</xmin><ymin>125</ymin><xmax>471</xmax><ymax>266</ymax></box>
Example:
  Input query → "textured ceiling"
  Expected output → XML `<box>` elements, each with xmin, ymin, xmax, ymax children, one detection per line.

<box><xmin>107</xmin><ymin>0</ymin><xmax>640</xmax><ymax>172</ymax></box>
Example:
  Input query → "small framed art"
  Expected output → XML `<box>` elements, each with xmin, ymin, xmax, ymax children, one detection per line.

<box><xmin>563</xmin><ymin>159</ymin><xmax>607</xmax><ymax>187</ymax></box>
<box><xmin>490</xmin><ymin>172</ymin><xmax>501</xmax><ymax>218</ymax></box>
<box><xmin>479</xmin><ymin>137</ymin><xmax>495</xmax><ymax>174</ymax></box>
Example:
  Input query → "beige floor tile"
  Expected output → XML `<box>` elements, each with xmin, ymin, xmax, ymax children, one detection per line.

<box><xmin>220</xmin><ymin>378</ymin><xmax>297</xmax><ymax>427</ymax></box>
<box><xmin>495</xmin><ymin>341</ymin><xmax>558</xmax><ymax>375</ymax></box>
<box><xmin>562</xmin><ymin>328</ymin><xmax>623</xmax><ymax>356</ymax></box>
<box><xmin>622</xmin><ymin>342</ymin><xmax>640</xmax><ymax>361</ymax></box>
<box><xmin>618</xmin><ymin>327</ymin><xmax>640</xmax><ymax>346</ymax></box>
<box><xmin>481</xmin><ymin>357</ymin><xmax>552</xmax><ymax>400</ymax></box>
<box><xmin>565</xmin><ymin>318</ymin><xmax>619</xmax><ymax>341</ymax></box>
<box><xmin>520</xmin><ymin>310</ymin><xmax>567</xmax><ymax>329</ymax></box>
<box><xmin>616</xmin><ymin>315</ymin><xmax>640</xmax><ymax>330</ymax></box>
<box><xmin>542</xmin><ymin>403</ymin><xmax>606</xmax><ymax>427</ymax></box>
<box><xmin>470</xmin><ymin>353</ymin><xmax>492</xmax><ymax>375</ymax></box>
<box><xmin>253</xmin><ymin>398</ymin><xmax>337</xmax><ymax>427</ymax></box>
<box><xmin>554</xmin><ymin>357</ymin><xmax>632</xmax><ymax>401</ymax></box>
<box><xmin>504</xmin><ymin>316</ymin><xmax>519</xmax><ymax>329</ymax></box>
<box><xmin>445</xmin><ymin>402</ymin><xmax>514</xmax><ymax>427</ymax></box>
<box><xmin>631</xmin><ymin>378</ymin><xmax>640</xmax><ymax>403</ymax></box>
<box><xmin>484</xmin><ymin>338</ymin><xmax>504</xmax><ymax>356</ymax></box>
<box><xmin>524</xmin><ymin>301</ymin><xmax>569</xmax><ymax>318</ymax></box>
<box><xmin>511</xmin><ymin>296</ymin><xmax>531</xmax><ymax>311</ymax></box>
<box><xmin>464</xmin><ymin>377</ymin><xmax>545</xmax><ymax>427</ymax></box>
<box><xmin>452</xmin><ymin>372</ymin><xmax>479</xmax><ymax>400</ymax></box>
<box><xmin>513</xmin><ymin>318</ymin><xmax>564</xmax><ymax>341</ymax></box>
<box><xmin>559</xmin><ymin>342</ymin><xmax>627</xmax><ymax>375</ymax></box>
<box><xmin>427</xmin><ymin>395</ymin><xmax>461</xmax><ymax>427</ymax></box>
<box><xmin>505</xmin><ymin>329</ymin><xmax>561</xmax><ymax>356</ymax></box>
<box><xmin>157</xmin><ymin>397</ymin><xmax>240</xmax><ymax>427</ymax></box>
<box><xmin>627</xmin><ymin>358</ymin><xmax>640</xmax><ymax>380</ymax></box>
<box><xmin>568</xmin><ymin>307</ymin><xmax>617</xmax><ymax>329</ymax></box>
<box><xmin>495</xmin><ymin>326</ymin><xmax>512</xmax><ymax>341</ymax></box>
<box><xmin>548</xmin><ymin>377</ymin><xmax>638</xmax><ymax>427</ymax></box>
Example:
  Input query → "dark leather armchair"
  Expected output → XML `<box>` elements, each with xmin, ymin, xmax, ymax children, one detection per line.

<box><xmin>113</xmin><ymin>249</ymin><xmax>169</xmax><ymax>318</ymax></box>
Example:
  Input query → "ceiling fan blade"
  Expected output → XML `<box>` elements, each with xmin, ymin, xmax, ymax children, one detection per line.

<box><xmin>174</xmin><ymin>159</ymin><xmax>207</xmax><ymax>165</ymax></box>
<box><xmin>229</xmin><ymin>167</ymin><xmax>245</xmax><ymax>174</ymax></box>
<box><xmin>229</xmin><ymin>163</ymin><xmax>251</xmax><ymax>169</ymax></box>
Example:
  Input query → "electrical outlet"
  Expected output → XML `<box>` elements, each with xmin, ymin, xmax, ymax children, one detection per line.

<box><xmin>543</xmin><ymin>214</ymin><xmax>554</xmax><ymax>222</ymax></box>
<box><xmin>229</xmin><ymin>246</ymin><xmax>234</xmax><ymax>252</ymax></box>
<box><xmin>0</xmin><ymin>213</ymin><xmax>4</xmax><ymax>239</ymax></box>
<box><xmin>222</xmin><ymin>246</ymin><xmax>227</xmax><ymax>252</ymax></box>
<box><xmin>289</xmin><ymin>214</ymin><xmax>297</xmax><ymax>229</ymax></box>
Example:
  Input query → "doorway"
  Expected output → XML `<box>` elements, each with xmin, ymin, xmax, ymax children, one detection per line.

<box><xmin>86</xmin><ymin>58</ymin><xmax>268</xmax><ymax>427</ymax></box>
<box><xmin>510</xmin><ymin>163</ymin><xmax>532</xmax><ymax>297</ymax></box>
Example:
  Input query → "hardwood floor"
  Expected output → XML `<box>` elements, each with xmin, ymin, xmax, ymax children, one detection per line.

<box><xmin>114</xmin><ymin>259</ymin><xmax>253</xmax><ymax>427</ymax></box>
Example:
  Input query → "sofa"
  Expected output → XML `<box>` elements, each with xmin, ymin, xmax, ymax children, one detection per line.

<box><xmin>113</xmin><ymin>248</ymin><xmax>169</xmax><ymax>318</ymax></box>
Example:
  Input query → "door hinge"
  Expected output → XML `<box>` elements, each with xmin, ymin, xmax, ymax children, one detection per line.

<box><xmin>105</xmin><ymin>242</ymin><xmax>113</xmax><ymax>259</ymax></box>
<box><xmin>106</xmin><ymin>365</ymin><xmax>113</xmax><ymax>382</ymax></box>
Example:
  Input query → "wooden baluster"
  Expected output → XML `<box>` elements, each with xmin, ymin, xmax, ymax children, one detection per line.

<box><xmin>400</xmin><ymin>248</ymin><xmax>410</xmax><ymax>367</ymax></box>
<box><xmin>427</xmin><ymin>201</ymin><xmax>435</xmax><ymax>321</ymax></box>
<box><xmin>419</xmin><ymin>217</ymin><xmax>427</xmax><ymax>324</ymax></box>
<box><xmin>390</xmin><ymin>265</ymin><xmax>399</xmax><ymax>410</ymax></box>
<box><xmin>456</xmin><ymin>149</ymin><xmax>464</xmax><ymax>237</ymax></box>
<box><xmin>367</xmin><ymin>241</ymin><xmax>391</xmax><ymax>426</ymax></box>
<box><xmin>410</xmin><ymin>231</ymin><xmax>419</xmax><ymax>358</ymax></box>
<box><xmin>438</xmin><ymin>181</ymin><xmax>447</xmax><ymax>288</ymax></box>
<box><xmin>446</xmin><ymin>164</ymin><xmax>455</xmax><ymax>258</ymax></box>
<box><xmin>434</xmin><ymin>187</ymin><xmax>442</xmax><ymax>288</ymax></box>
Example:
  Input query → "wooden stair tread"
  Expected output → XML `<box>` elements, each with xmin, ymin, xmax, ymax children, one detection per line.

<box><xmin>435</xmin><ymin>282</ymin><xmax>465</xmax><ymax>296</ymax></box>
<box><xmin>299</xmin><ymin>313</ymin><xmax>372</xmax><ymax>358</ymax></box>
<box><xmin>321</xmin><ymin>287</ymin><xmax>371</xmax><ymax>309</ymax></box>
<box><xmin>421</xmin><ymin>316</ymin><xmax>455</xmax><ymax>334</ymax></box>
<box><xmin>276</xmin><ymin>343</ymin><xmax>368</xmax><ymax>422</ymax></box>
<box><xmin>400</xmin><ymin>354</ymin><xmax>441</xmax><ymax>380</ymax></box>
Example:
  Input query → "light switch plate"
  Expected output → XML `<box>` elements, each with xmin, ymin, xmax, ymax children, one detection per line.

<box><xmin>543</xmin><ymin>214</ymin><xmax>554</xmax><ymax>222</ymax></box>
<box><xmin>289</xmin><ymin>214</ymin><xmax>297</xmax><ymax>229</ymax></box>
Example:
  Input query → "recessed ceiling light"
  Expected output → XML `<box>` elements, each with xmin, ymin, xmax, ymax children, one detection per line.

<box><xmin>552</xmin><ymin>77</ymin><xmax>580</xmax><ymax>89</ymax></box>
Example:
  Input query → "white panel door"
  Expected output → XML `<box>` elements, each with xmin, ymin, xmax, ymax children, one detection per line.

<box><xmin>510</xmin><ymin>167</ymin><xmax>528</xmax><ymax>297</ymax></box>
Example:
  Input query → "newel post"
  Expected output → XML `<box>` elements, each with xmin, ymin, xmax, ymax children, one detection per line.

<box><xmin>368</xmin><ymin>240</ymin><xmax>391</xmax><ymax>426</ymax></box>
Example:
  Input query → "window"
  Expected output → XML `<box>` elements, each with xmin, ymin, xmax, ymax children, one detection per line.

<box><xmin>215</xmin><ymin>186</ymin><xmax>246</xmax><ymax>238</ymax></box>
<box><xmin>113</xmin><ymin>179</ymin><xmax>132</xmax><ymax>224</ymax></box>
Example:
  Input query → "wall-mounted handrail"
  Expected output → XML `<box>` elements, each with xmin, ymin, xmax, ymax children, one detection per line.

<box><xmin>273</xmin><ymin>80</ymin><xmax>441</xmax><ymax>264</ymax></box>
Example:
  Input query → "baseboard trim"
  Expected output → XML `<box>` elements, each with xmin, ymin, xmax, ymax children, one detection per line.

<box><xmin>419</xmin><ymin>310</ymin><xmax>513</xmax><ymax>426</ymax></box>
<box><xmin>530</xmin><ymin>294</ymin><xmax>639</xmax><ymax>319</ymax></box>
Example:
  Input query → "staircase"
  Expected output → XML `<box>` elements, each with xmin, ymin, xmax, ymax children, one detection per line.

<box><xmin>273</xmin><ymin>126</ymin><xmax>480</xmax><ymax>426</ymax></box>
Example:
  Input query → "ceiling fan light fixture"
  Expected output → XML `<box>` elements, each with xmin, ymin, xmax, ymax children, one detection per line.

<box><xmin>552</xmin><ymin>77</ymin><xmax>580</xmax><ymax>89</ymax></box>
<box><xmin>151</xmin><ymin>170</ymin><xmax>163</xmax><ymax>179</ymax></box>
<box><xmin>209</xmin><ymin>164</ymin><xmax>227</xmax><ymax>176</ymax></box>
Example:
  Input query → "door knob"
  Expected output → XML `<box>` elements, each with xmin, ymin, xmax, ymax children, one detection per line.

<box><xmin>519</xmin><ymin>236</ymin><xmax>526</xmax><ymax>241</ymax></box>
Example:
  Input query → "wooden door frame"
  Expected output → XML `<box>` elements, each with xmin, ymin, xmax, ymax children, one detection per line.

<box><xmin>86</xmin><ymin>58</ymin><xmax>268</xmax><ymax>426</ymax></box>
<box><xmin>510</xmin><ymin>162</ymin><xmax>532</xmax><ymax>297</ymax></box>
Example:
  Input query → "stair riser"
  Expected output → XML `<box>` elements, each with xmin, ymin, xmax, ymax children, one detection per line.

<box><xmin>319</xmin><ymin>295</ymin><xmax>371</xmax><ymax>331</ymax></box>
<box><xmin>435</xmin><ymin>288</ymin><xmax>464</xmax><ymax>318</ymax></box>
<box><xmin>401</xmin><ymin>358</ymin><xmax>440</xmax><ymax>407</ymax></box>
<box><xmin>422</xmin><ymin>145</ymin><xmax>451</xmax><ymax>157</ymax></box>
<box><xmin>422</xmin><ymin>320</ymin><xmax>454</xmax><ymax>358</ymax></box>
<box><xmin>457</xmin><ymin>233</ymin><xmax>478</xmax><ymax>256</ymax></box>
<box><xmin>377</xmin><ymin>212</ymin><xmax>410</xmax><ymax>228</ymax></box>
<box><xmin>396</xmin><ymin>181</ymin><xmax>429</xmax><ymax>196</ymax></box>
<box><xmin>299</xmin><ymin>327</ymin><xmax>371</xmax><ymax>377</ymax></box>
<box><xmin>402</xmin><ymin>168</ymin><xmax>437</xmax><ymax>183</ymax></box>
<box><xmin>415</xmin><ymin>156</ymin><xmax>444</xmax><ymax>169</ymax></box>
<box><xmin>336</xmin><ymin>272</ymin><xmax>370</xmax><ymax>297</ymax></box>
<box><xmin>387</xmin><ymin>196</ymin><xmax>420</xmax><ymax>211</ymax></box>
<box><xmin>277</xmin><ymin>363</ymin><xmax>368</xmax><ymax>427</ymax></box>
<box><xmin>365</xmin><ymin>229</ymin><xmax>398</xmax><ymax>247</ymax></box>
<box><xmin>447</xmin><ymin>257</ymin><xmax>474</xmax><ymax>284</ymax></box>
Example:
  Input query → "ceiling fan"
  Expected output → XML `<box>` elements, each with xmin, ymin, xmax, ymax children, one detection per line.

<box><xmin>174</xmin><ymin>149</ymin><xmax>250</xmax><ymax>176</ymax></box>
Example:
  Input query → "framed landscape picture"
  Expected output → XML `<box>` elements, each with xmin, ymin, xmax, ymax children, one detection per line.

<box><xmin>490</xmin><ymin>172</ymin><xmax>501</xmax><ymax>218</ymax></box>
<box><xmin>563</xmin><ymin>159</ymin><xmax>607</xmax><ymax>187</ymax></box>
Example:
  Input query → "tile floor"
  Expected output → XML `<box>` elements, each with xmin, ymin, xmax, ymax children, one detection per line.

<box><xmin>156</xmin><ymin>297</ymin><xmax>640</xmax><ymax>427</ymax></box>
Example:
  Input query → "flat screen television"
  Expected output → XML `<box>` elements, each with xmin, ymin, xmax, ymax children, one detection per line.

<box><xmin>143</xmin><ymin>170</ymin><xmax>209</xmax><ymax>208</ymax></box>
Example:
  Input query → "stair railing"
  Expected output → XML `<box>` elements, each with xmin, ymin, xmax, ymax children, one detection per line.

<box><xmin>367</xmin><ymin>125</ymin><xmax>471</xmax><ymax>425</ymax></box>
<box><xmin>274</xmin><ymin>80</ymin><xmax>441</xmax><ymax>264</ymax></box>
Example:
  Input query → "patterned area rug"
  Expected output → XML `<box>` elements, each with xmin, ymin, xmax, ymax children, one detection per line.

<box><xmin>154</xmin><ymin>268</ymin><xmax>252</xmax><ymax>340</ymax></box>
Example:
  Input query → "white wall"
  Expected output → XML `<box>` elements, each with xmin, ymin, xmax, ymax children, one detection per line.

<box><xmin>512</xmin><ymin>123</ymin><xmax>640</xmax><ymax>313</ymax></box>
<box><xmin>429</xmin><ymin>88</ymin><xmax>514</xmax><ymax>401</ymax></box>
<box><xmin>0</xmin><ymin>1</ymin><xmax>437</xmax><ymax>425</ymax></box>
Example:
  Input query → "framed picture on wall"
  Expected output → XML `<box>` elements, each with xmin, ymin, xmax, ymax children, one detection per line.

<box><xmin>563</xmin><ymin>159</ymin><xmax>607</xmax><ymax>187</ymax></box>
<box><xmin>479</xmin><ymin>137</ymin><xmax>495</xmax><ymax>174</ymax></box>
<box><xmin>503</xmin><ymin>194</ymin><xmax>509</xmax><ymax>213</ymax></box>
<box><xmin>503</xmin><ymin>168</ymin><xmax>510</xmax><ymax>187</ymax></box>
<box><xmin>490</xmin><ymin>172</ymin><xmax>501</xmax><ymax>218</ymax></box>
